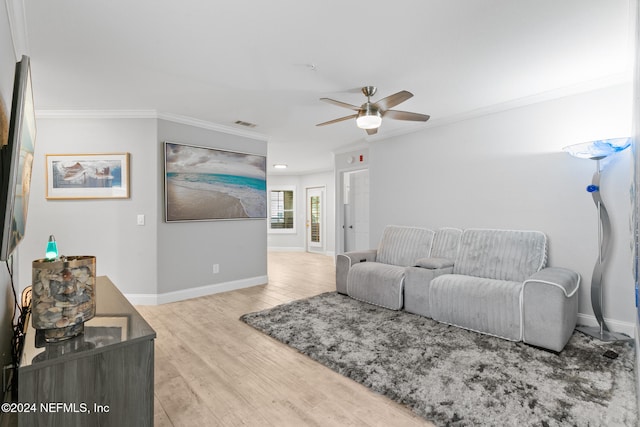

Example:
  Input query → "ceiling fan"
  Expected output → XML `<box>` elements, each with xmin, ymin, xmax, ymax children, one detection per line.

<box><xmin>316</xmin><ymin>86</ymin><xmax>430</xmax><ymax>135</ymax></box>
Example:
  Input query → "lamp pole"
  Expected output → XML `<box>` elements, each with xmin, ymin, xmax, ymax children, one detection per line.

<box><xmin>575</xmin><ymin>157</ymin><xmax>631</xmax><ymax>342</ymax></box>
<box><xmin>563</xmin><ymin>137</ymin><xmax>632</xmax><ymax>342</ymax></box>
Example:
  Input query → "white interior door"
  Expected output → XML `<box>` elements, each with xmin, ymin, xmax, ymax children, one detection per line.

<box><xmin>306</xmin><ymin>187</ymin><xmax>324</xmax><ymax>252</ymax></box>
<box><xmin>344</xmin><ymin>170</ymin><xmax>370</xmax><ymax>252</ymax></box>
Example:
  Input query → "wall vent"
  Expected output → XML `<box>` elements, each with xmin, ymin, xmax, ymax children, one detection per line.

<box><xmin>234</xmin><ymin>120</ymin><xmax>257</xmax><ymax>128</ymax></box>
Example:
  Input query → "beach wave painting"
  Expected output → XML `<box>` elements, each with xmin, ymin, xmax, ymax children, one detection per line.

<box><xmin>164</xmin><ymin>142</ymin><xmax>267</xmax><ymax>221</ymax></box>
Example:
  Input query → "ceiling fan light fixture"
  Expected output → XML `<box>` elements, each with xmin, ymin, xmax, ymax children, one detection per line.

<box><xmin>356</xmin><ymin>107</ymin><xmax>382</xmax><ymax>130</ymax></box>
<box><xmin>317</xmin><ymin>86</ymin><xmax>428</xmax><ymax>133</ymax></box>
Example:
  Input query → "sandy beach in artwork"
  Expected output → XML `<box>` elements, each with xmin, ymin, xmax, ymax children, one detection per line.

<box><xmin>167</xmin><ymin>181</ymin><xmax>248</xmax><ymax>220</ymax></box>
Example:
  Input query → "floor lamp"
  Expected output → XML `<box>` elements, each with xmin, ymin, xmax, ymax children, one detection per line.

<box><xmin>563</xmin><ymin>137</ymin><xmax>632</xmax><ymax>342</ymax></box>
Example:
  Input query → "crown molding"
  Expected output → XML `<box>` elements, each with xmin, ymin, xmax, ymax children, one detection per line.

<box><xmin>366</xmin><ymin>72</ymin><xmax>633</xmax><ymax>144</ymax></box>
<box><xmin>268</xmin><ymin>166</ymin><xmax>334</xmax><ymax>177</ymax></box>
<box><xmin>35</xmin><ymin>109</ymin><xmax>158</xmax><ymax>119</ymax></box>
<box><xmin>157</xmin><ymin>112</ymin><xmax>268</xmax><ymax>142</ymax></box>
<box><xmin>33</xmin><ymin>109</ymin><xmax>270</xmax><ymax>142</ymax></box>
<box><xmin>6</xmin><ymin>0</ymin><xmax>29</xmax><ymax>59</ymax></box>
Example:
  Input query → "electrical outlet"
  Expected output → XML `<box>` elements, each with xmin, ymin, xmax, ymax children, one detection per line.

<box><xmin>213</xmin><ymin>264</ymin><xmax>219</xmax><ymax>274</ymax></box>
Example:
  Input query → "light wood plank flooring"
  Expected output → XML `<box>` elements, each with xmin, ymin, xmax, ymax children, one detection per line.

<box><xmin>137</xmin><ymin>251</ymin><xmax>432</xmax><ymax>427</ymax></box>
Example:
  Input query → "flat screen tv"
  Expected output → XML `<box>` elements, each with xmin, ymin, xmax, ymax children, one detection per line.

<box><xmin>0</xmin><ymin>55</ymin><xmax>36</xmax><ymax>261</ymax></box>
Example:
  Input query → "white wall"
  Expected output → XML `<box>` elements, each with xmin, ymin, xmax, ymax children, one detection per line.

<box><xmin>156</xmin><ymin>119</ymin><xmax>268</xmax><ymax>296</ymax></box>
<box><xmin>334</xmin><ymin>148</ymin><xmax>370</xmax><ymax>255</ymax></box>
<box><xmin>15</xmin><ymin>117</ymin><xmax>269</xmax><ymax>306</ymax></box>
<box><xmin>17</xmin><ymin>117</ymin><xmax>159</xmax><ymax>296</ymax></box>
<box><xmin>267</xmin><ymin>174</ymin><xmax>303</xmax><ymax>250</ymax></box>
<box><xmin>369</xmin><ymin>84</ymin><xmax>635</xmax><ymax>330</ymax></box>
<box><xmin>267</xmin><ymin>171</ymin><xmax>336</xmax><ymax>255</ymax></box>
<box><xmin>630</xmin><ymin>0</ymin><xmax>639</xmax><ymax>409</ymax></box>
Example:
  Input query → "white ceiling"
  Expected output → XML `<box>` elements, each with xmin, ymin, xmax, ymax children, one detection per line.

<box><xmin>21</xmin><ymin>0</ymin><xmax>633</xmax><ymax>174</ymax></box>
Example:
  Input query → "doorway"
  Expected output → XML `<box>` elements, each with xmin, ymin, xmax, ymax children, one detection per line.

<box><xmin>343</xmin><ymin>169</ymin><xmax>370</xmax><ymax>252</ymax></box>
<box><xmin>306</xmin><ymin>187</ymin><xmax>325</xmax><ymax>253</ymax></box>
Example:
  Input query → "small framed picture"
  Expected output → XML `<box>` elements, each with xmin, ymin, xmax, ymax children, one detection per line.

<box><xmin>45</xmin><ymin>153</ymin><xmax>130</xmax><ymax>199</ymax></box>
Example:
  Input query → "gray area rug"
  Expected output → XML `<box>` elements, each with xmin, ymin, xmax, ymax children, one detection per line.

<box><xmin>240</xmin><ymin>292</ymin><xmax>637</xmax><ymax>426</ymax></box>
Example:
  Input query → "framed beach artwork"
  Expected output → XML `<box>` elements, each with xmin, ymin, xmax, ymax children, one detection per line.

<box><xmin>45</xmin><ymin>153</ymin><xmax>130</xmax><ymax>199</ymax></box>
<box><xmin>164</xmin><ymin>142</ymin><xmax>267</xmax><ymax>221</ymax></box>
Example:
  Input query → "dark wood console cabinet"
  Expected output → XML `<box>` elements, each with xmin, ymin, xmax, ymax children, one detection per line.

<box><xmin>18</xmin><ymin>276</ymin><xmax>156</xmax><ymax>427</ymax></box>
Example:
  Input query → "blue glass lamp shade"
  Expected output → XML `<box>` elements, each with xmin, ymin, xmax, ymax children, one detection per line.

<box><xmin>45</xmin><ymin>235</ymin><xmax>58</xmax><ymax>260</ymax></box>
<box><xmin>562</xmin><ymin>137</ymin><xmax>631</xmax><ymax>160</ymax></box>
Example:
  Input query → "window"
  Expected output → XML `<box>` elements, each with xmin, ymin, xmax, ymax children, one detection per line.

<box><xmin>310</xmin><ymin>195</ymin><xmax>320</xmax><ymax>243</ymax></box>
<box><xmin>269</xmin><ymin>188</ymin><xmax>295</xmax><ymax>233</ymax></box>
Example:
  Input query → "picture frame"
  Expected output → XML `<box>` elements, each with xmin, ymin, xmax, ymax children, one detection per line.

<box><xmin>45</xmin><ymin>153</ymin><xmax>130</xmax><ymax>199</ymax></box>
<box><xmin>164</xmin><ymin>141</ymin><xmax>267</xmax><ymax>221</ymax></box>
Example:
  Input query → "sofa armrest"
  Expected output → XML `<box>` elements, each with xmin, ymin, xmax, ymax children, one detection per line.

<box><xmin>404</xmin><ymin>267</ymin><xmax>453</xmax><ymax>318</ymax></box>
<box><xmin>335</xmin><ymin>250</ymin><xmax>378</xmax><ymax>294</ymax></box>
<box><xmin>523</xmin><ymin>267</ymin><xmax>580</xmax><ymax>298</ymax></box>
<box><xmin>521</xmin><ymin>267</ymin><xmax>581</xmax><ymax>352</ymax></box>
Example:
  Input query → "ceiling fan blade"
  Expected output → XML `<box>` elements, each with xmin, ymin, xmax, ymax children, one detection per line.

<box><xmin>366</xmin><ymin>128</ymin><xmax>378</xmax><ymax>136</ymax></box>
<box><xmin>374</xmin><ymin>90</ymin><xmax>413</xmax><ymax>111</ymax></box>
<box><xmin>384</xmin><ymin>110</ymin><xmax>430</xmax><ymax>122</ymax></box>
<box><xmin>320</xmin><ymin>98</ymin><xmax>361</xmax><ymax>111</ymax></box>
<box><xmin>316</xmin><ymin>114</ymin><xmax>358</xmax><ymax>127</ymax></box>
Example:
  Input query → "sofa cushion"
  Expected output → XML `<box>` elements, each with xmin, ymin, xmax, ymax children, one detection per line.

<box><xmin>376</xmin><ymin>226</ymin><xmax>434</xmax><ymax>267</ymax></box>
<box><xmin>415</xmin><ymin>257</ymin><xmax>455</xmax><ymax>269</ymax></box>
<box><xmin>404</xmin><ymin>265</ymin><xmax>454</xmax><ymax>318</ymax></box>
<box><xmin>453</xmin><ymin>229</ymin><xmax>547</xmax><ymax>281</ymax></box>
<box><xmin>431</xmin><ymin>228</ymin><xmax>463</xmax><ymax>259</ymax></box>
<box><xmin>430</xmin><ymin>274</ymin><xmax>523</xmax><ymax>341</ymax></box>
<box><xmin>347</xmin><ymin>262</ymin><xmax>405</xmax><ymax>310</ymax></box>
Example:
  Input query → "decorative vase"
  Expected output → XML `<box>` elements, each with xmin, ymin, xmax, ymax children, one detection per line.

<box><xmin>31</xmin><ymin>256</ymin><xmax>96</xmax><ymax>342</ymax></box>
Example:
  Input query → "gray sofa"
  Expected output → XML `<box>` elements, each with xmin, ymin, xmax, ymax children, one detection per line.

<box><xmin>336</xmin><ymin>225</ymin><xmax>580</xmax><ymax>352</ymax></box>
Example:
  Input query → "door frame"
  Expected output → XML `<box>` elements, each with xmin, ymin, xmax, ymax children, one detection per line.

<box><xmin>337</xmin><ymin>168</ymin><xmax>369</xmax><ymax>254</ymax></box>
<box><xmin>305</xmin><ymin>186</ymin><xmax>325</xmax><ymax>253</ymax></box>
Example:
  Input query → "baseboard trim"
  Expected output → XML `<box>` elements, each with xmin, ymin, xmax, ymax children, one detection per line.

<box><xmin>576</xmin><ymin>313</ymin><xmax>635</xmax><ymax>337</ymax></box>
<box><xmin>125</xmin><ymin>275</ymin><xmax>268</xmax><ymax>305</ymax></box>
<box><xmin>268</xmin><ymin>247</ymin><xmax>305</xmax><ymax>252</ymax></box>
<box><xmin>124</xmin><ymin>293</ymin><xmax>159</xmax><ymax>306</ymax></box>
<box><xmin>306</xmin><ymin>249</ymin><xmax>335</xmax><ymax>257</ymax></box>
<box><xmin>267</xmin><ymin>247</ymin><xmax>335</xmax><ymax>257</ymax></box>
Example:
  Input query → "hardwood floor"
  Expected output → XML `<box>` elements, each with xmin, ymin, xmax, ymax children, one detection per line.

<box><xmin>137</xmin><ymin>251</ymin><xmax>432</xmax><ymax>427</ymax></box>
